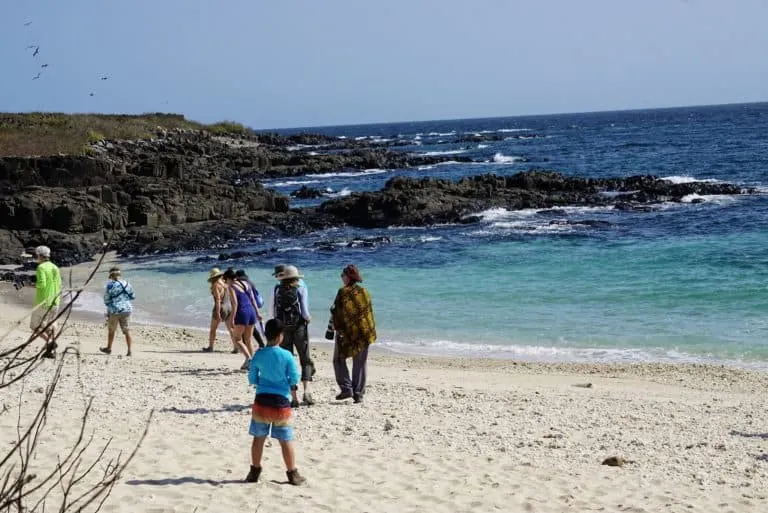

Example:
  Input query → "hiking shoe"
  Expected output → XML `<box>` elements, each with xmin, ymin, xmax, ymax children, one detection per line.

<box><xmin>353</xmin><ymin>394</ymin><xmax>363</xmax><ymax>404</ymax></box>
<box><xmin>303</xmin><ymin>393</ymin><xmax>315</xmax><ymax>406</ymax></box>
<box><xmin>202</xmin><ymin>346</ymin><xmax>213</xmax><ymax>353</ymax></box>
<box><xmin>335</xmin><ymin>392</ymin><xmax>353</xmax><ymax>401</ymax></box>
<box><xmin>286</xmin><ymin>469</ymin><xmax>306</xmax><ymax>486</ymax></box>
<box><xmin>99</xmin><ymin>347</ymin><xmax>112</xmax><ymax>355</ymax></box>
<box><xmin>290</xmin><ymin>399</ymin><xmax>300</xmax><ymax>408</ymax></box>
<box><xmin>245</xmin><ymin>465</ymin><xmax>261</xmax><ymax>483</ymax></box>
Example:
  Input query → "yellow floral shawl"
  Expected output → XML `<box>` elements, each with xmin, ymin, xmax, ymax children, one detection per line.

<box><xmin>332</xmin><ymin>284</ymin><xmax>376</xmax><ymax>358</ymax></box>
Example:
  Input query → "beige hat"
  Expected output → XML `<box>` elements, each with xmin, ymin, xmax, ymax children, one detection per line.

<box><xmin>207</xmin><ymin>268</ymin><xmax>224</xmax><ymax>282</ymax></box>
<box><xmin>276</xmin><ymin>265</ymin><xmax>303</xmax><ymax>281</ymax></box>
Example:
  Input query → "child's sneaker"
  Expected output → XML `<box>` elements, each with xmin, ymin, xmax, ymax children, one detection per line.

<box><xmin>245</xmin><ymin>465</ymin><xmax>261</xmax><ymax>483</ymax></box>
<box><xmin>286</xmin><ymin>468</ymin><xmax>306</xmax><ymax>486</ymax></box>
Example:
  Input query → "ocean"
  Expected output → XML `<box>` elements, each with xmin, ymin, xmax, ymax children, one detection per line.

<box><xmin>75</xmin><ymin>103</ymin><xmax>768</xmax><ymax>367</ymax></box>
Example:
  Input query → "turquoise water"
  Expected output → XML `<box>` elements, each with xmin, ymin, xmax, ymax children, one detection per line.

<box><xmin>75</xmin><ymin>104</ymin><xmax>768</xmax><ymax>366</ymax></box>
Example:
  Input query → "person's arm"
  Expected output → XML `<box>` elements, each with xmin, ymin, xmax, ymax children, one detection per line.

<box><xmin>248</xmin><ymin>357</ymin><xmax>259</xmax><ymax>386</ymax></box>
<box><xmin>103</xmin><ymin>282</ymin><xmax>111</xmax><ymax>308</ymax></box>
<box><xmin>247</xmin><ymin>284</ymin><xmax>262</xmax><ymax>320</ymax></box>
<box><xmin>331</xmin><ymin>289</ymin><xmax>344</xmax><ymax>333</ymax></box>
<box><xmin>298</xmin><ymin>286</ymin><xmax>311</xmax><ymax>323</ymax></box>
<box><xmin>125</xmin><ymin>281</ymin><xmax>136</xmax><ymax>300</ymax></box>
<box><xmin>270</xmin><ymin>285</ymin><xmax>278</xmax><ymax>318</ymax></box>
<box><xmin>228</xmin><ymin>287</ymin><xmax>238</xmax><ymax>329</ymax></box>
<box><xmin>36</xmin><ymin>266</ymin><xmax>48</xmax><ymax>307</ymax></box>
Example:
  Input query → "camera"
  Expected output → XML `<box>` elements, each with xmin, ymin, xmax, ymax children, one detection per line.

<box><xmin>324</xmin><ymin>319</ymin><xmax>335</xmax><ymax>340</ymax></box>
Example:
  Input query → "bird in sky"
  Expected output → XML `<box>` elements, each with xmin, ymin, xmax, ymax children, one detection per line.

<box><xmin>32</xmin><ymin>47</ymin><xmax>40</xmax><ymax>57</ymax></box>
<box><xmin>100</xmin><ymin>75</ymin><xmax>109</xmax><ymax>81</ymax></box>
<box><xmin>41</xmin><ymin>64</ymin><xmax>48</xmax><ymax>68</ymax></box>
<box><xmin>32</xmin><ymin>73</ymin><xmax>41</xmax><ymax>80</ymax></box>
<box><xmin>89</xmin><ymin>92</ymin><xmax>95</xmax><ymax>97</ymax></box>
<box><xmin>24</xmin><ymin>21</ymin><xmax>32</xmax><ymax>26</ymax></box>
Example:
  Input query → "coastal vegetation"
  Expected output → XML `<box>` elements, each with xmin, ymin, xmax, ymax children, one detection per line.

<box><xmin>0</xmin><ymin>112</ymin><xmax>252</xmax><ymax>156</ymax></box>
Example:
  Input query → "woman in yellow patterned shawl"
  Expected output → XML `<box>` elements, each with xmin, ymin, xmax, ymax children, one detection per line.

<box><xmin>331</xmin><ymin>264</ymin><xmax>376</xmax><ymax>404</ymax></box>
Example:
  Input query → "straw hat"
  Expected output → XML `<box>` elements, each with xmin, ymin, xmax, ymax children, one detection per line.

<box><xmin>276</xmin><ymin>265</ymin><xmax>303</xmax><ymax>280</ymax></box>
<box><xmin>207</xmin><ymin>268</ymin><xmax>224</xmax><ymax>282</ymax></box>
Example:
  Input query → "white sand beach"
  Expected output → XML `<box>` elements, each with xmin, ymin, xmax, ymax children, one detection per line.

<box><xmin>2</xmin><ymin>284</ymin><xmax>768</xmax><ymax>513</ymax></box>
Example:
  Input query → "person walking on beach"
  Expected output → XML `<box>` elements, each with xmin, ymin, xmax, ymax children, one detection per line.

<box><xmin>30</xmin><ymin>245</ymin><xmax>62</xmax><ymax>359</ymax></box>
<box><xmin>331</xmin><ymin>264</ymin><xmax>376</xmax><ymax>404</ymax></box>
<box><xmin>273</xmin><ymin>265</ymin><xmax>314</xmax><ymax>407</ymax></box>
<box><xmin>235</xmin><ymin>269</ymin><xmax>265</xmax><ymax>349</ymax></box>
<box><xmin>245</xmin><ymin>319</ymin><xmax>306</xmax><ymax>485</ymax></box>
<box><xmin>100</xmin><ymin>267</ymin><xmax>136</xmax><ymax>356</ymax></box>
<box><xmin>203</xmin><ymin>268</ymin><xmax>235</xmax><ymax>353</ymax></box>
<box><xmin>224</xmin><ymin>268</ymin><xmax>261</xmax><ymax>369</ymax></box>
<box><xmin>270</xmin><ymin>264</ymin><xmax>308</xmax><ymax>313</ymax></box>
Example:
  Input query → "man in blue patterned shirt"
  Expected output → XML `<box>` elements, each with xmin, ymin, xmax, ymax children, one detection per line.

<box><xmin>100</xmin><ymin>267</ymin><xmax>136</xmax><ymax>356</ymax></box>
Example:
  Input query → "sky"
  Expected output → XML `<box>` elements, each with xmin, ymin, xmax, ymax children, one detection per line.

<box><xmin>2</xmin><ymin>0</ymin><xmax>768</xmax><ymax>129</ymax></box>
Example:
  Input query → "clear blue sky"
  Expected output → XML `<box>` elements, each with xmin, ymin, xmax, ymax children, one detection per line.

<box><xmin>2</xmin><ymin>0</ymin><xmax>767</xmax><ymax>129</ymax></box>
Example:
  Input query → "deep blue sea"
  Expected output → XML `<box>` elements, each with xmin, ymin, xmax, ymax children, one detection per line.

<box><xmin>76</xmin><ymin>103</ymin><xmax>768</xmax><ymax>367</ymax></box>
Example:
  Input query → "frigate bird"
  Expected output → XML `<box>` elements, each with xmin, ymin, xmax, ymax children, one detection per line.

<box><xmin>32</xmin><ymin>46</ymin><xmax>39</xmax><ymax>57</ymax></box>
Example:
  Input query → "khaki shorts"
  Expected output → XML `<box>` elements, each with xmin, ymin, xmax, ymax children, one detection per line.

<box><xmin>30</xmin><ymin>305</ymin><xmax>58</xmax><ymax>332</ymax></box>
<box><xmin>107</xmin><ymin>313</ymin><xmax>131</xmax><ymax>333</ymax></box>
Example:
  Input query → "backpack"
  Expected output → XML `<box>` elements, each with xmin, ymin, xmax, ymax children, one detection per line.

<box><xmin>275</xmin><ymin>283</ymin><xmax>301</xmax><ymax>326</ymax></box>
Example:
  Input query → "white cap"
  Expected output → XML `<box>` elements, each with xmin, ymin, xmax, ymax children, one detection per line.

<box><xmin>35</xmin><ymin>245</ymin><xmax>51</xmax><ymax>258</ymax></box>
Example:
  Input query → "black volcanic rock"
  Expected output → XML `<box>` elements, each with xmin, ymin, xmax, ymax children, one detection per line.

<box><xmin>319</xmin><ymin>170</ymin><xmax>749</xmax><ymax>228</ymax></box>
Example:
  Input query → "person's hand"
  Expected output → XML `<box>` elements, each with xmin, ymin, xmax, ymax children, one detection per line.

<box><xmin>256</xmin><ymin>312</ymin><xmax>263</xmax><ymax>322</ymax></box>
<box><xmin>214</xmin><ymin>314</ymin><xmax>222</xmax><ymax>323</ymax></box>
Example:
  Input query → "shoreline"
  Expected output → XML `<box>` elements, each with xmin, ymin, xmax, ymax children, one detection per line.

<box><xmin>3</xmin><ymin>279</ymin><xmax>768</xmax><ymax>395</ymax></box>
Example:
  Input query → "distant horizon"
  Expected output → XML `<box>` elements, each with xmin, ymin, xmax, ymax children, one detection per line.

<box><xmin>4</xmin><ymin>99</ymin><xmax>766</xmax><ymax>133</ymax></box>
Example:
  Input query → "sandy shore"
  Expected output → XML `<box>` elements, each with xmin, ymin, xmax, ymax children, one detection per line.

<box><xmin>2</xmin><ymin>283</ymin><xmax>768</xmax><ymax>512</ymax></box>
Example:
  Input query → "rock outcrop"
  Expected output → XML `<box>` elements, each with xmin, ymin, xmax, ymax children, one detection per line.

<box><xmin>319</xmin><ymin>171</ymin><xmax>750</xmax><ymax>228</ymax></box>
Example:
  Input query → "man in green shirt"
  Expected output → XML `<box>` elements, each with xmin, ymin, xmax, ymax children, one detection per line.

<box><xmin>30</xmin><ymin>245</ymin><xmax>62</xmax><ymax>358</ymax></box>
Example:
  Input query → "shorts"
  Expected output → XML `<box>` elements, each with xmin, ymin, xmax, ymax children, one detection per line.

<box><xmin>249</xmin><ymin>394</ymin><xmax>293</xmax><ymax>441</ymax></box>
<box><xmin>30</xmin><ymin>305</ymin><xmax>58</xmax><ymax>332</ymax></box>
<box><xmin>107</xmin><ymin>313</ymin><xmax>130</xmax><ymax>333</ymax></box>
<box><xmin>234</xmin><ymin>308</ymin><xmax>256</xmax><ymax>327</ymax></box>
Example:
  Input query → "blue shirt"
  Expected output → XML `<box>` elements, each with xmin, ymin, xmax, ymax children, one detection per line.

<box><xmin>248</xmin><ymin>345</ymin><xmax>300</xmax><ymax>400</ymax></box>
<box><xmin>104</xmin><ymin>279</ymin><xmax>136</xmax><ymax>315</ymax></box>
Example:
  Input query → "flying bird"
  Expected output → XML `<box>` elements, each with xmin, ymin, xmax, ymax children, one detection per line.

<box><xmin>41</xmin><ymin>64</ymin><xmax>48</xmax><ymax>68</ymax></box>
<box><xmin>32</xmin><ymin>73</ymin><xmax>41</xmax><ymax>80</ymax></box>
<box><xmin>89</xmin><ymin>92</ymin><xmax>95</xmax><ymax>97</ymax></box>
<box><xmin>100</xmin><ymin>75</ymin><xmax>109</xmax><ymax>80</ymax></box>
<box><xmin>32</xmin><ymin>47</ymin><xmax>39</xmax><ymax>57</ymax></box>
<box><xmin>24</xmin><ymin>21</ymin><xmax>32</xmax><ymax>26</ymax></box>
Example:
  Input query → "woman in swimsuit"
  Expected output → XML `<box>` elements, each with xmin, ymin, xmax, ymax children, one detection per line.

<box><xmin>224</xmin><ymin>268</ymin><xmax>262</xmax><ymax>369</ymax></box>
<box><xmin>204</xmin><ymin>268</ymin><xmax>236</xmax><ymax>353</ymax></box>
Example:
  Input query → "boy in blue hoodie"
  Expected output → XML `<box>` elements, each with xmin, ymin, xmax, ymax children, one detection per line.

<box><xmin>246</xmin><ymin>319</ymin><xmax>306</xmax><ymax>485</ymax></box>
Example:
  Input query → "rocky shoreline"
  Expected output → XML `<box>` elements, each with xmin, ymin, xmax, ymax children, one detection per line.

<box><xmin>0</xmin><ymin>126</ymin><xmax>756</xmax><ymax>270</ymax></box>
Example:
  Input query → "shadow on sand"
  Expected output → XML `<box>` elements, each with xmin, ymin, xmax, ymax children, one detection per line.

<box><xmin>126</xmin><ymin>477</ymin><xmax>243</xmax><ymax>487</ymax></box>
<box><xmin>160</xmin><ymin>404</ymin><xmax>250</xmax><ymax>415</ymax></box>
<box><xmin>730</xmin><ymin>430</ymin><xmax>768</xmax><ymax>440</ymax></box>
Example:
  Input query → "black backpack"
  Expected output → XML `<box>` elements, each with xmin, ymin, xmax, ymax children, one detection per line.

<box><xmin>275</xmin><ymin>284</ymin><xmax>301</xmax><ymax>326</ymax></box>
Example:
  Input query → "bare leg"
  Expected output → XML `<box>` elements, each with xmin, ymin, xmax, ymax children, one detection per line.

<box><xmin>231</xmin><ymin>326</ymin><xmax>251</xmax><ymax>359</ymax></box>
<box><xmin>251</xmin><ymin>437</ymin><xmax>266</xmax><ymax>467</ymax></box>
<box><xmin>207</xmin><ymin>316</ymin><xmax>219</xmax><ymax>349</ymax></box>
<box><xmin>124</xmin><ymin>330</ymin><xmax>133</xmax><ymax>355</ymax></box>
<box><xmin>243</xmin><ymin>325</ymin><xmax>255</xmax><ymax>355</ymax></box>
<box><xmin>279</xmin><ymin>440</ymin><xmax>296</xmax><ymax>471</ymax></box>
<box><xmin>106</xmin><ymin>328</ymin><xmax>116</xmax><ymax>351</ymax></box>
